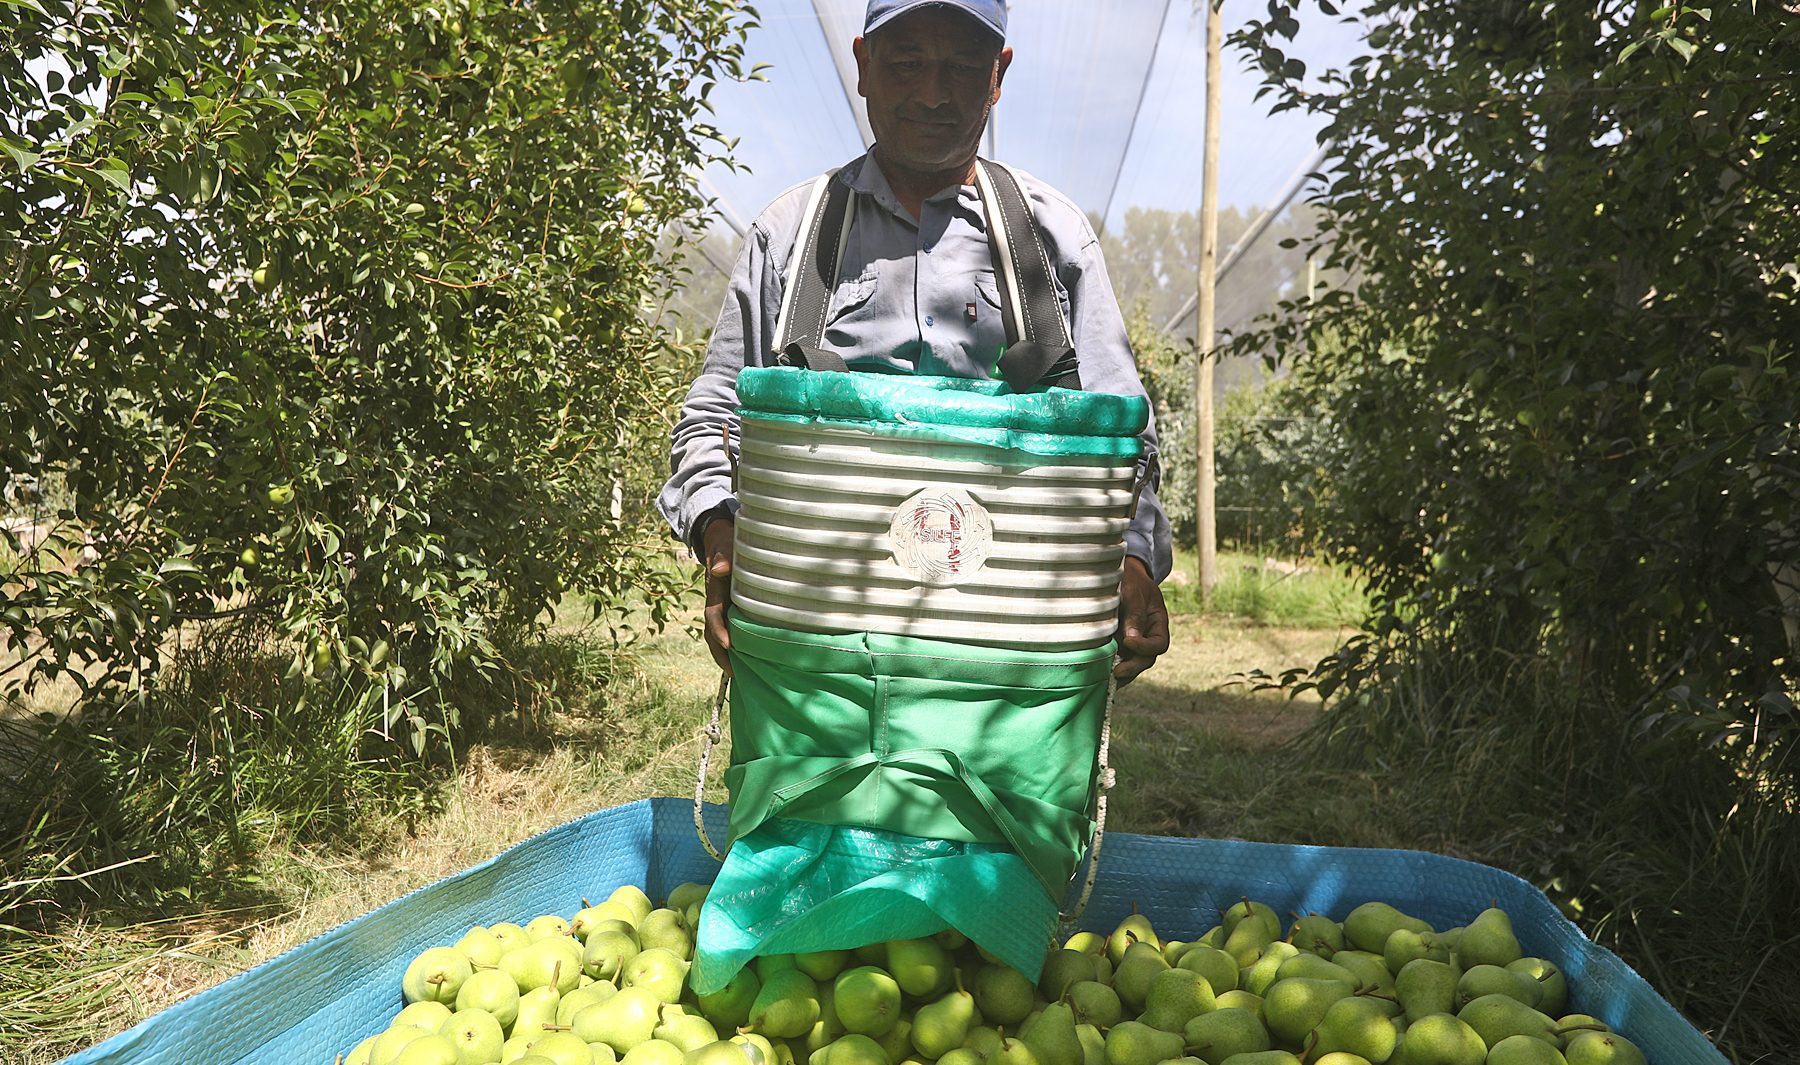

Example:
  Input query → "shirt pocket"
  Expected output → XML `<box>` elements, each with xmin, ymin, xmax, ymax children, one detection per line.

<box><xmin>826</xmin><ymin>269</ymin><xmax>879</xmax><ymax>327</ymax></box>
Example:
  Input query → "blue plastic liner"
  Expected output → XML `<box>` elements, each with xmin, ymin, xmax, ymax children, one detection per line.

<box><xmin>58</xmin><ymin>798</ymin><xmax>1726</xmax><ymax>1065</ymax></box>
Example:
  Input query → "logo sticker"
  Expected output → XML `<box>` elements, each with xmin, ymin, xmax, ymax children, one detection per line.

<box><xmin>889</xmin><ymin>487</ymin><xmax>993</xmax><ymax>586</ymax></box>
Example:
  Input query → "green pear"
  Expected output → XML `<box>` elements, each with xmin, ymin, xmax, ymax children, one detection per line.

<box><xmin>1457</xmin><ymin>994</ymin><xmax>1558</xmax><ymax>1049</ymax></box>
<box><xmin>1100</xmin><ymin>1021</ymin><xmax>1181</xmax><ymax>1065</ymax></box>
<box><xmin>1138</xmin><ymin>968</ymin><xmax>1215</xmax><ymax>1033</ymax></box>
<box><xmin>732</xmin><ymin>1032</ymin><xmax>777</xmax><ymax>1065</ymax></box>
<box><xmin>583</xmin><ymin>901</ymin><xmax>647</xmax><ymax>931</ymax></box>
<box><xmin>396</xmin><ymin>1001</ymin><xmax>457</xmax><ymax>1032</ymax></box>
<box><xmin>686</xmin><ymin>1041</ymin><xmax>756</xmax><ymax>1065</ymax></box>
<box><xmin>1183</xmin><ymin>1007</ymin><xmax>1271</xmax><ymax>1063</ymax></box>
<box><xmin>1193</xmin><ymin>926</ymin><xmax>1224</xmax><ymax>949</ymax></box>
<box><xmin>697</xmin><ymin>966</ymin><xmax>761</xmax><ymax>1031</ymax></box>
<box><xmin>1107</xmin><ymin>912</ymin><xmax>1162</xmax><ymax>968</ymax></box>
<box><xmin>639</xmin><ymin>910</ymin><xmax>695</xmax><ymax>961</ymax></box>
<box><xmin>791</xmin><ymin>950</ymin><xmax>852</xmax><ymax>982</ymax></box>
<box><xmin>1393</xmin><ymin>960</ymin><xmax>1458</xmax><ymax>1024</ymax></box>
<box><xmin>1073</xmin><ymin>1025</ymin><xmax>1104</xmax><ymax>1065</ymax></box>
<box><xmin>625</xmin><ymin>948</ymin><xmax>692</xmax><ymax>1004</ymax></box>
<box><xmin>657</xmin><ymin>1015</ymin><xmax>722</xmax><ymax>1053</ymax></box>
<box><xmin>514</xmin><ymin>1056</ymin><xmax>560</xmax><ymax>1065</ymax></box>
<box><xmin>574</xmin><ymin>987</ymin><xmax>664</xmax><ymax>1052</ymax></box>
<box><xmin>1222</xmin><ymin>917</ymin><xmax>1278</xmax><ymax>968</ymax></box>
<box><xmin>1175</xmin><ymin>945</ymin><xmax>1239</xmax><ymax>996</ymax></box>
<box><xmin>1109</xmin><ymin>941</ymin><xmax>1171</xmax><ymax>1012</ymax></box>
<box><xmin>392</xmin><ymin>1033</ymin><xmax>464</xmax><ymax>1065</ymax></box>
<box><xmin>888</xmin><ymin>938</ymin><xmax>954</xmax><ymax>998</ymax></box>
<box><xmin>1312</xmin><ymin>1055</ymin><xmax>1374</xmax><ymax>1065</ymax></box>
<box><xmin>858</xmin><ymin>943</ymin><xmax>892</xmax><ymax>967</ymax></box>
<box><xmin>667</xmin><ymin>881</ymin><xmax>709</xmax><ymax>913</ymax></box>
<box><xmin>1062</xmin><ymin>932</ymin><xmax>1105</xmax><ymax>956</ymax></box>
<box><xmin>749</xmin><ymin>969</ymin><xmax>822</xmax><ymax>1039</ymax></box>
<box><xmin>1382</xmin><ymin>930</ymin><xmax>1451</xmax><ymax>975</ymax></box>
<box><xmin>1394</xmin><ymin>1014</ymin><xmax>1485</xmax><ymax>1065</ymax></box>
<box><xmin>877</xmin><ymin>1016</ymin><xmax>916</xmax><ymax>1065</ymax></box>
<box><xmin>505</xmin><ymin>939</ymin><xmax>580</xmax><ymax>995</ymax></box>
<box><xmin>1506</xmin><ymin>959</ymin><xmax>1567</xmax><ymax>1017</ymax></box>
<box><xmin>345</xmin><ymin>1034</ymin><xmax>379</xmax><ymax>1065</ymax></box>
<box><xmin>1274</xmin><ymin>954</ymin><xmax>1359</xmax><ymax>988</ymax></box>
<box><xmin>1489</xmin><ymin>1035</ymin><xmax>1569</xmax><ymax>1065</ymax></box>
<box><xmin>1262</xmin><ymin>978</ymin><xmax>1353</xmax><ymax>1047</ymax></box>
<box><xmin>1212</xmin><ymin>1053</ymin><xmax>1299</xmax><ymax>1065</ymax></box>
<box><xmin>1019</xmin><ymin>1001</ymin><xmax>1081</xmax><ymax>1065</ymax></box>
<box><xmin>972</xmin><ymin>964</ymin><xmax>1036</xmax><ymax>1026</ymax></box>
<box><xmin>591</xmin><ymin>1044</ymin><xmax>621</xmax><ymax>1065</ymax></box>
<box><xmin>1038</xmin><ymin>950</ymin><xmax>1098</xmax><ymax>1002</ymax></box>
<box><xmin>1220</xmin><ymin>900</ymin><xmax>1283</xmax><ymax>943</ymax></box>
<box><xmin>526</xmin><ymin>915</ymin><xmax>574</xmax><ymax>942</ymax></box>
<box><xmin>835</xmin><ymin>966</ymin><xmax>904</xmax><ymax>1037</ymax></box>
<box><xmin>1241</xmin><ymin>942</ymin><xmax>1301</xmax><ymax>997</ymax></box>
<box><xmin>532</xmin><ymin>1030</ymin><xmax>597</xmax><ymax>1065</ymax></box>
<box><xmin>1288</xmin><ymin>914</ymin><xmax>1345</xmax><ymax>957</ymax></box>
<box><xmin>1342</xmin><ymin>904</ymin><xmax>1432</xmax><ymax>956</ymax></box>
<box><xmin>1065</xmin><ymin>981</ymin><xmax>1122</xmax><ymax>1029</ymax></box>
<box><xmin>516</xmin><ymin>986</ymin><xmax>566</xmax><ymax>1041</ymax></box>
<box><xmin>501</xmin><ymin>1034</ymin><xmax>536</xmax><ymax>1062</ymax></box>
<box><xmin>622</xmin><ymin>1041</ymin><xmax>686</xmax><ymax>1065</ymax></box>
<box><xmin>941</xmin><ymin>1049</ymin><xmax>985</xmax><ymax>1065</ymax></box>
<box><xmin>406</xmin><ymin>948</ymin><xmax>475</xmax><ymax>1006</ymax></box>
<box><xmin>1215</xmin><ymin>989</ymin><xmax>1263</xmax><ymax>1018</ymax></box>
<box><xmin>913</xmin><ymin>985</ymin><xmax>978</xmax><ymax>1058</ymax></box>
<box><xmin>1456</xmin><ymin>909</ymin><xmax>1522</xmax><ymax>970</ymax></box>
<box><xmin>756</xmin><ymin>955</ymin><xmax>800</xmax><ymax>980</ymax></box>
<box><xmin>1331</xmin><ymin>952</ymin><xmax>1396</xmax><ymax>996</ymax></box>
<box><xmin>560</xmin><ymin>984</ymin><xmax>620</xmax><ymax>1027</ymax></box>
<box><xmin>457</xmin><ymin>926</ymin><xmax>507</xmax><ymax>969</ymax></box>
<box><xmin>491</xmin><ymin>923</ymin><xmax>532</xmax><ymax>955</ymax></box>
<box><xmin>371</xmin><ymin>1026</ymin><xmax>427</xmax><ymax>1065</ymax></box>
<box><xmin>1553</xmin><ymin>1016</ymin><xmax>1611</xmax><ymax>1041</ymax></box>
<box><xmin>571</xmin><ymin>906</ymin><xmax>615</xmax><ymax>942</ymax></box>
<box><xmin>457</xmin><ymin>969</ymin><xmax>522</xmax><ymax>1030</ymax></box>
<box><xmin>964</xmin><ymin>1027</ymin><xmax>1004</xmax><ymax>1057</ymax></box>
<box><xmin>1310</xmin><ymin>995</ymin><xmax>1398</xmax><ymax>1063</ymax></box>
<box><xmin>1457</xmin><ymin>964</ymin><xmax>1539</xmax><ymax>1009</ymax></box>
<box><xmin>823</xmin><ymin>1034</ymin><xmax>889</xmax><ymax>1065</ymax></box>
<box><xmin>804</xmin><ymin>982</ymin><xmax>847</xmax><ymax>1054</ymax></box>
<box><xmin>585</xmin><ymin>929</ymin><xmax>643</xmax><ymax>982</ymax></box>
<box><xmin>608</xmin><ymin>886</ymin><xmax>656</xmax><ymax>924</ymax></box>
<box><xmin>989</xmin><ymin>1035</ymin><xmax>1041</xmax><ymax>1065</ymax></box>
<box><xmin>1561</xmin><ymin>1031</ymin><xmax>1646</xmax><ymax>1065</ymax></box>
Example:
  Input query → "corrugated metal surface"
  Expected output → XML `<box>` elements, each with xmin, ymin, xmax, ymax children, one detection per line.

<box><xmin>731</xmin><ymin>418</ymin><xmax>1139</xmax><ymax>649</ymax></box>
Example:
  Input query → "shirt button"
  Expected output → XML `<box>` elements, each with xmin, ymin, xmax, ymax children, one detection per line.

<box><xmin>925</xmin><ymin>315</ymin><xmax>935</xmax><ymax>326</ymax></box>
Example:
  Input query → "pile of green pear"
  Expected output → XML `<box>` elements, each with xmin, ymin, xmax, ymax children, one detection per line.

<box><xmin>338</xmin><ymin>888</ymin><xmax>1652</xmax><ymax>1065</ymax></box>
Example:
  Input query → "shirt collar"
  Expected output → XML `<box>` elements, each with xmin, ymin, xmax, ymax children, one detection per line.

<box><xmin>843</xmin><ymin>152</ymin><xmax>986</xmax><ymax>229</ymax></box>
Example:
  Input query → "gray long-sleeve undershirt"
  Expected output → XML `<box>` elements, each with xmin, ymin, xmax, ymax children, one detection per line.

<box><xmin>659</xmin><ymin>152</ymin><xmax>1172</xmax><ymax>582</ymax></box>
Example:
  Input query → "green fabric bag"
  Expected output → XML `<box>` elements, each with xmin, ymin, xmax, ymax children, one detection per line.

<box><xmin>690</xmin><ymin>616</ymin><xmax>1112</xmax><ymax>994</ymax></box>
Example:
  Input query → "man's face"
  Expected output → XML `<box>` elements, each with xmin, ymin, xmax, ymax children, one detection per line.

<box><xmin>854</xmin><ymin>7</ymin><xmax>1012</xmax><ymax>177</ymax></box>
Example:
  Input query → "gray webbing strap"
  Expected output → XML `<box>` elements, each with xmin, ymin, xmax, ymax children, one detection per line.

<box><xmin>773</xmin><ymin>171</ymin><xmax>856</xmax><ymax>361</ymax></box>
<box><xmin>773</xmin><ymin>159</ymin><xmax>1079</xmax><ymax>390</ymax></box>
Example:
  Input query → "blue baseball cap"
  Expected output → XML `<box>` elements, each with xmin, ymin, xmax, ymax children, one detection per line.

<box><xmin>864</xmin><ymin>0</ymin><xmax>1007</xmax><ymax>42</ymax></box>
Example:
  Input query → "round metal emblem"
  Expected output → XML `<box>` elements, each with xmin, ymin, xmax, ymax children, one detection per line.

<box><xmin>889</xmin><ymin>487</ymin><xmax>993</xmax><ymax>586</ymax></box>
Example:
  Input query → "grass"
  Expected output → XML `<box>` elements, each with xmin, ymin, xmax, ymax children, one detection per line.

<box><xmin>1161</xmin><ymin>549</ymin><xmax>1369</xmax><ymax>629</ymax></box>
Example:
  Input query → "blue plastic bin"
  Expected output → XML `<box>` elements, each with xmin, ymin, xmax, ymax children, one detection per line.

<box><xmin>57</xmin><ymin>798</ymin><xmax>1725</xmax><ymax>1064</ymax></box>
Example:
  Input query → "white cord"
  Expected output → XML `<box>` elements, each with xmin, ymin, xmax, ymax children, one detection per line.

<box><xmin>1062</xmin><ymin>667</ymin><xmax>1117</xmax><ymax>927</ymax></box>
<box><xmin>693</xmin><ymin>674</ymin><xmax>729</xmax><ymax>862</ymax></box>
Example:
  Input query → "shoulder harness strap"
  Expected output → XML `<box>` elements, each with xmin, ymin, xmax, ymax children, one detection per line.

<box><xmin>773</xmin><ymin>160</ymin><xmax>1079</xmax><ymax>391</ymax></box>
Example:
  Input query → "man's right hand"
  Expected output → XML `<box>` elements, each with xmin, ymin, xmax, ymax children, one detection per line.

<box><xmin>701</xmin><ymin>514</ymin><xmax>736</xmax><ymax>675</ymax></box>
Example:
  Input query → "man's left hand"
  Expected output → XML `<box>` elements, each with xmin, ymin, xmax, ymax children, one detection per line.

<box><xmin>1114</xmin><ymin>556</ymin><xmax>1170</xmax><ymax>686</ymax></box>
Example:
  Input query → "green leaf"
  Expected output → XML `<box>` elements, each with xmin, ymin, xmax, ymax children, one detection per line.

<box><xmin>0</xmin><ymin>138</ymin><xmax>40</xmax><ymax>173</ymax></box>
<box><xmin>94</xmin><ymin>158</ymin><xmax>130</xmax><ymax>191</ymax></box>
<box><xmin>1665</xmin><ymin>36</ymin><xmax>1697</xmax><ymax>61</ymax></box>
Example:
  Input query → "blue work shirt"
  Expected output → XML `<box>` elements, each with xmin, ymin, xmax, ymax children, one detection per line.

<box><xmin>659</xmin><ymin>152</ymin><xmax>1172</xmax><ymax>581</ymax></box>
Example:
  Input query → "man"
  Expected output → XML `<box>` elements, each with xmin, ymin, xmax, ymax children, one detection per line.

<box><xmin>659</xmin><ymin>0</ymin><xmax>1172</xmax><ymax>683</ymax></box>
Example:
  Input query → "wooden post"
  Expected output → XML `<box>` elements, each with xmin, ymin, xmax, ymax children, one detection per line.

<box><xmin>1196</xmin><ymin>0</ymin><xmax>1222</xmax><ymax>600</ymax></box>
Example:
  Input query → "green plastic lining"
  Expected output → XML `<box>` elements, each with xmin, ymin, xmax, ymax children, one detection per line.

<box><xmin>736</xmin><ymin>367</ymin><xmax>1149</xmax><ymax>459</ymax></box>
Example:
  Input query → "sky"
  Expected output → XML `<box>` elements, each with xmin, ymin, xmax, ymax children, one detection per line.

<box><xmin>695</xmin><ymin>0</ymin><xmax>1373</xmax><ymax>237</ymax></box>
